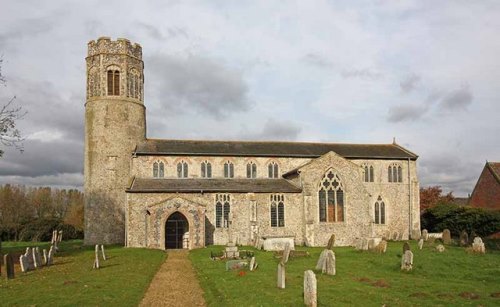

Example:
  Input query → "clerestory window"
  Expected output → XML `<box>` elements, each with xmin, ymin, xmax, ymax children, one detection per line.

<box><xmin>177</xmin><ymin>161</ymin><xmax>188</xmax><ymax>178</ymax></box>
<box><xmin>224</xmin><ymin>161</ymin><xmax>234</xmax><ymax>178</ymax></box>
<box><xmin>246</xmin><ymin>162</ymin><xmax>257</xmax><ymax>178</ymax></box>
<box><xmin>201</xmin><ymin>161</ymin><xmax>212</xmax><ymax>178</ymax></box>
<box><xmin>268</xmin><ymin>162</ymin><xmax>279</xmax><ymax>178</ymax></box>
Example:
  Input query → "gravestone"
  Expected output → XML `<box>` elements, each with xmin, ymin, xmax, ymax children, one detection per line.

<box><xmin>460</xmin><ymin>230</ymin><xmax>469</xmax><ymax>246</ymax></box>
<box><xmin>403</xmin><ymin>242</ymin><xmax>411</xmax><ymax>253</ymax></box>
<box><xmin>442</xmin><ymin>229</ymin><xmax>451</xmax><ymax>244</ymax></box>
<box><xmin>470</xmin><ymin>230</ymin><xmax>477</xmax><ymax>243</ymax></box>
<box><xmin>472</xmin><ymin>237</ymin><xmax>485</xmax><ymax>254</ymax></box>
<box><xmin>249</xmin><ymin>257</ymin><xmax>256</xmax><ymax>271</ymax></box>
<box><xmin>277</xmin><ymin>262</ymin><xmax>285</xmax><ymax>289</ymax></box>
<box><xmin>225</xmin><ymin>260</ymin><xmax>247</xmax><ymax>271</ymax></box>
<box><xmin>35</xmin><ymin>247</ymin><xmax>43</xmax><ymax>268</ymax></box>
<box><xmin>327</xmin><ymin>234</ymin><xmax>335</xmax><ymax>250</ymax></box>
<box><xmin>58</xmin><ymin>230</ymin><xmax>63</xmax><ymax>242</ymax></box>
<box><xmin>24</xmin><ymin>247</ymin><xmax>34</xmax><ymax>270</ymax></box>
<box><xmin>4</xmin><ymin>254</ymin><xmax>14</xmax><ymax>279</ymax></box>
<box><xmin>93</xmin><ymin>245</ymin><xmax>100</xmax><ymax>269</ymax></box>
<box><xmin>374</xmin><ymin>240</ymin><xmax>387</xmax><ymax>253</ymax></box>
<box><xmin>43</xmin><ymin>249</ymin><xmax>48</xmax><ymax>265</ymax></box>
<box><xmin>101</xmin><ymin>245</ymin><xmax>107</xmax><ymax>261</ymax></box>
<box><xmin>281</xmin><ymin>243</ymin><xmax>291</xmax><ymax>265</ymax></box>
<box><xmin>436</xmin><ymin>244</ymin><xmax>445</xmax><ymax>252</ymax></box>
<box><xmin>304</xmin><ymin>270</ymin><xmax>317</xmax><ymax>307</ymax></box>
<box><xmin>418</xmin><ymin>239</ymin><xmax>424</xmax><ymax>250</ymax></box>
<box><xmin>315</xmin><ymin>249</ymin><xmax>335</xmax><ymax>275</ymax></box>
<box><xmin>32</xmin><ymin>247</ymin><xmax>40</xmax><ymax>269</ymax></box>
<box><xmin>421</xmin><ymin>229</ymin><xmax>429</xmax><ymax>241</ymax></box>
<box><xmin>19</xmin><ymin>255</ymin><xmax>29</xmax><ymax>273</ymax></box>
<box><xmin>400</xmin><ymin>250</ymin><xmax>413</xmax><ymax>272</ymax></box>
<box><xmin>47</xmin><ymin>246</ymin><xmax>54</xmax><ymax>266</ymax></box>
<box><xmin>392</xmin><ymin>232</ymin><xmax>399</xmax><ymax>241</ymax></box>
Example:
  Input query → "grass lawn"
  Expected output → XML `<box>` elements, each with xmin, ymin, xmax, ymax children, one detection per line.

<box><xmin>190</xmin><ymin>241</ymin><xmax>500</xmax><ymax>306</ymax></box>
<box><xmin>0</xmin><ymin>240</ymin><xmax>166</xmax><ymax>306</ymax></box>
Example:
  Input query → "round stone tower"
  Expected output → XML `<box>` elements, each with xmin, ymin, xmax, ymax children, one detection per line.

<box><xmin>84</xmin><ymin>37</ymin><xmax>146</xmax><ymax>245</ymax></box>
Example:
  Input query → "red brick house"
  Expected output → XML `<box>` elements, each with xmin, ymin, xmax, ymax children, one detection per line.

<box><xmin>469</xmin><ymin>162</ymin><xmax>500</xmax><ymax>210</ymax></box>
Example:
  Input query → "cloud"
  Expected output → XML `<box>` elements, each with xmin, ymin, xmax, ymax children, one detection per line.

<box><xmin>239</xmin><ymin>119</ymin><xmax>301</xmax><ymax>141</ymax></box>
<box><xmin>301</xmin><ymin>53</ymin><xmax>333</xmax><ymax>69</ymax></box>
<box><xmin>387</xmin><ymin>104</ymin><xmax>428</xmax><ymax>122</ymax></box>
<box><xmin>0</xmin><ymin>173</ymin><xmax>83</xmax><ymax>189</ymax></box>
<box><xmin>147</xmin><ymin>53</ymin><xmax>251</xmax><ymax>118</ymax></box>
<box><xmin>340</xmin><ymin>68</ymin><xmax>382</xmax><ymax>80</ymax></box>
<box><xmin>0</xmin><ymin>17</ymin><xmax>54</xmax><ymax>48</ymax></box>
<box><xmin>400</xmin><ymin>73</ymin><xmax>421</xmax><ymax>93</ymax></box>
<box><xmin>439</xmin><ymin>85</ymin><xmax>473</xmax><ymax>111</ymax></box>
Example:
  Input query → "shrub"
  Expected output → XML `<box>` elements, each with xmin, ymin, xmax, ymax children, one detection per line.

<box><xmin>17</xmin><ymin>218</ymin><xmax>83</xmax><ymax>242</ymax></box>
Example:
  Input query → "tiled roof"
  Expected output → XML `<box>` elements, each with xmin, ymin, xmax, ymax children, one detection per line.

<box><xmin>135</xmin><ymin>139</ymin><xmax>418</xmax><ymax>160</ymax></box>
<box><xmin>487</xmin><ymin>162</ymin><xmax>500</xmax><ymax>184</ymax></box>
<box><xmin>127</xmin><ymin>178</ymin><xmax>302</xmax><ymax>193</ymax></box>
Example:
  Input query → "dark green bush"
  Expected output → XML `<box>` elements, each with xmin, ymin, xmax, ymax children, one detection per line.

<box><xmin>17</xmin><ymin>218</ymin><xmax>83</xmax><ymax>242</ymax></box>
<box><xmin>421</xmin><ymin>203</ymin><xmax>500</xmax><ymax>237</ymax></box>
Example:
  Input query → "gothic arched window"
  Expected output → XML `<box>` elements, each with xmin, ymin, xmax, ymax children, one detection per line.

<box><xmin>374</xmin><ymin>196</ymin><xmax>386</xmax><ymax>224</ymax></box>
<box><xmin>270</xmin><ymin>194</ymin><xmax>285</xmax><ymax>227</ymax></box>
<box><xmin>268</xmin><ymin>162</ymin><xmax>279</xmax><ymax>178</ymax></box>
<box><xmin>362</xmin><ymin>164</ymin><xmax>374</xmax><ymax>182</ymax></box>
<box><xmin>107</xmin><ymin>69</ymin><xmax>120</xmax><ymax>96</ymax></box>
<box><xmin>246</xmin><ymin>162</ymin><xmax>257</xmax><ymax>178</ymax></box>
<box><xmin>318</xmin><ymin>170</ymin><xmax>345</xmax><ymax>222</ymax></box>
<box><xmin>215</xmin><ymin>194</ymin><xmax>231</xmax><ymax>228</ymax></box>
<box><xmin>153</xmin><ymin>161</ymin><xmax>164</xmax><ymax>178</ymax></box>
<box><xmin>201</xmin><ymin>161</ymin><xmax>212</xmax><ymax>178</ymax></box>
<box><xmin>388</xmin><ymin>164</ymin><xmax>403</xmax><ymax>183</ymax></box>
<box><xmin>177</xmin><ymin>161</ymin><xmax>188</xmax><ymax>178</ymax></box>
<box><xmin>224</xmin><ymin>161</ymin><xmax>234</xmax><ymax>178</ymax></box>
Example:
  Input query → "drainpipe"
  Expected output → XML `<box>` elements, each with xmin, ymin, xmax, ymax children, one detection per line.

<box><xmin>407</xmin><ymin>158</ymin><xmax>412</xmax><ymax>239</ymax></box>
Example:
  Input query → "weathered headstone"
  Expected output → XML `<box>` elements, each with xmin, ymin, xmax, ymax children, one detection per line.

<box><xmin>315</xmin><ymin>249</ymin><xmax>335</xmax><ymax>275</ymax></box>
<box><xmin>374</xmin><ymin>240</ymin><xmax>387</xmax><ymax>253</ymax></box>
<box><xmin>392</xmin><ymin>232</ymin><xmax>399</xmax><ymax>241</ymax></box>
<box><xmin>101</xmin><ymin>245</ymin><xmax>107</xmax><ymax>261</ymax></box>
<box><xmin>277</xmin><ymin>262</ymin><xmax>285</xmax><ymax>289</ymax></box>
<box><xmin>93</xmin><ymin>245</ymin><xmax>100</xmax><ymax>269</ymax></box>
<box><xmin>460</xmin><ymin>230</ymin><xmax>469</xmax><ymax>246</ymax></box>
<box><xmin>35</xmin><ymin>247</ymin><xmax>43</xmax><ymax>268</ymax></box>
<box><xmin>19</xmin><ymin>255</ymin><xmax>29</xmax><ymax>272</ymax></box>
<box><xmin>24</xmin><ymin>247</ymin><xmax>34</xmax><ymax>270</ymax></box>
<box><xmin>421</xmin><ymin>229</ymin><xmax>429</xmax><ymax>241</ymax></box>
<box><xmin>327</xmin><ymin>234</ymin><xmax>335</xmax><ymax>250</ymax></box>
<box><xmin>47</xmin><ymin>246</ymin><xmax>54</xmax><ymax>266</ymax></box>
<box><xmin>225</xmin><ymin>260</ymin><xmax>247</xmax><ymax>271</ymax></box>
<box><xmin>281</xmin><ymin>243</ymin><xmax>291</xmax><ymax>265</ymax></box>
<box><xmin>32</xmin><ymin>247</ymin><xmax>40</xmax><ymax>269</ymax></box>
<box><xmin>471</xmin><ymin>237</ymin><xmax>486</xmax><ymax>254</ymax></box>
<box><xmin>304</xmin><ymin>270</ymin><xmax>317</xmax><ymax>307</ymax></box>
<box><xmin>58</xmin><ymin>230</ymin><xmax>63</xmax><ymax>242</ymax></box>
<box><xmin>400</xmin><ymin>250</ymin><xmax>413</xmax><ymax>272</ymax></box>
<box><xmin>442</xmin><ymin>229</ymin><xmax>451</xmax><ymax>244</ymax></box>
<box><xmin>418</xmin><ymin>238</ymin><xmax>424</xmax><ymax>250</ymax></box>
<box><xmin>249</xmin><ymin>256</ymin><xmax>256</xmax><ymax>271</ymax></box>
<box><xmin>403</xmin><ymin>242</ymin><xmax>411</xmax><ymax>253</ymax></box>
<box><xmin>4</xmin><ymin>254</ymin><xmax>14</xmax><ymax>279</ymax></box>
<box><xmin>436</xmin><ymin>244</ymin><xmax>445</xmax><ymax>252</ymax></box>
<box><xmin>43</xmin><ymin>249</ymin><xmax>48</xmax><ymax>265</ymax></box>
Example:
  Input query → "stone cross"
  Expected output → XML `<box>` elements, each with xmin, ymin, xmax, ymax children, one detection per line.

<box><xmin>326</xmin><ymin>234</ymin><xmax>335</xmax><ymax>250</ymax></box>
<box><xmin>101</xmin><ymin>245</ymin><xmax>107</xmax><ymax>261</ymax></box>
<box><xmin>4</xmin><ymin>254</ymin><xmax>15</xmax><ymax>279</ymax></box>
<box><xmin>304</xmin><ymin>270</ymin><xmax>317</xmax><ymax>307</ymax></box>
<box><xmin>400</xmin><ymin>250</ymin><xmax>413</xmax><ymax>272</ymax></box>
<box><xmin>442</xmin><ymin>229</ymin><xmax>451</xmax><ymax>244</ymax></box>
<box><xmin>277</xmin><ymin>262</ymin><xmax>285</xmax><ymax>289</ymax></box>
<box><xmin>93</xmin><ymin>245</ymin><xmax>100</xmax><ymax>269</ymax></box>
<box><xmin>421</xmin><ymin>229</ymin><xmax>429</xmax><ymax>241</ymax></box>
<box><xmin>19</xmin><ymin>255</ymin><xmax>29</xmax><ymax>273</ymax></box>
<box><xmin>418</xmin><ymin>239</ymin><xmax>424</xmax><ymax>250</ymax></box>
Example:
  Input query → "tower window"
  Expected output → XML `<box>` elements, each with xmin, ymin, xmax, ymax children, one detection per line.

<box><xmin>268</xmin><ymin>162</ymin><xmax>279</xmax><ymax>178</ymax></box>
<box><xmin>246</xmin><ymin>162</ymin><xmax>257</xmax><ymax>178</ymax></box>
<box><xmin>107</xmin><ymin>70</ymin><xmax>120</xmax><ymax>95</ymax></box>
<box><xmin>224</xmin><ymin>161</ymin><xmax>234</xmax><ymax>178</ymax></box>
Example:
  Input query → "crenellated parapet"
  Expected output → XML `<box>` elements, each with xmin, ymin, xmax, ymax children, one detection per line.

<box><xmin>87</xmin><ymin>37</ymin><xmax>142</xmax><ymax>59</ymax></box>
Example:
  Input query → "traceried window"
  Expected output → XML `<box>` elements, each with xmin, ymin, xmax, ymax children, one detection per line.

<box><xmin>201</xmin><ymin>161</ymin><xmax>212</xmax><ymax>178</ymax></box>
<box><xmin>270</xmin><ymin>194</ymin><xmax>285</xmax><ymax>227</ymax></box>
<box><xmin>374</xmin><ymin>196</ymin><xmax>386</xmax><ymax>224</ymax></box>
<box><xmin>388</xmin><ymin>164</ymin><xmax>403</xmax><ymax>183</ymax></box>
<box><xmin>268</xmin><ymin>162</ymin><xmax>279</xmax><ymax>178</ymax></box>
<box><xmin>318</xmin><ymin>170</ymin><xmax>345</xmax><ymax>222</ymax></box>
<box><xmin>224</xmin><ymin>161</ymin><xmax>234</xmax><ymax>178</ymax></box>
<box><xmin>246</xmin><ymin>162</ymin><xmax>257</xmax><ymax>178</ymax></box>
<box><xmin>153</xmin><ymin>161</ymin><xmax>164</xmax><ymax>178</ymax></box>
<box><xmin>177</xmin><ymin>161</ymin><xmax>188</xmax><ymax>178</ymax></box>
<box><xmin>107</xmin><ymin>69</ymin><xmax>120</xmax><ymax>95</ymax></box>
<box><xmin>215</xmin><ymin>194</ymin><xmax>231</xmax><ymax>228</ymax></box>
<box><xmin>362</xmin><ymin>164</ymin><xmax>374</xmax><ymax>182</ymax></box>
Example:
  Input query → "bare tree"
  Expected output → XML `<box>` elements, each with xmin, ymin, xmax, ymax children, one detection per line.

<box><xmin>0</xmin><ymin>56</ymin><xmax>26</xmax><ymax>156</ymax></box>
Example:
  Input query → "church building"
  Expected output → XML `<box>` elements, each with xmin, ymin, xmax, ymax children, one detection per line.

<box><xmin>84</xmin><ymin>37</ymin><xmax>420</xmax><ymax>249</ymax></box>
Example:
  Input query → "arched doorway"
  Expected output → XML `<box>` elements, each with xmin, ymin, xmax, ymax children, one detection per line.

<box><xmin>165</xmin><ymin>212</ymin><xmax>189</xmax><ymax>249</ymax></box>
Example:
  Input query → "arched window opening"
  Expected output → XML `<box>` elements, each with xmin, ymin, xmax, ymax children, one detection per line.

<box><xmin>153</xmin><ymin>162</ymin><xmax>158</xmax><ymax>178</ymax></box>
<box><xmin>224</xmin><ymin>161</ymin><xmax>234</xmax><ymax>178</ymax></box>
<box><xmin>107</xmin><ymin>69</ymin><xmax>120</xmax><ymax>96</ymax></box>
<box><xmin>201</xmin><ymin>161</ymin><xmax>212</xmax><ymax>178</ymax></box>
<box><xmin>153</xmin><ymin>161</ymin><xmax>164</xmax><ymax>178</ymax></box>
<box><xmin>268</xmin><ymin>162</ymin><xmax>279</xmax><ymax>178</ymax></box>
<box><xmin>215</xmin><ymin>194</ymin><xmax>231</xmax><ymax>228</ymax></box>
<box><xmin>318</xmin><ymin>170</ymin><xmax>345</xmax><ymax>222</ymax></box>
<box><xmin>246</xmin><ymin>162</ymin><xmax>257</xmax><ymax>178</ymax></box>
<box><xmin>388</xmin><ymin>164</ymin><xmax>403</xmax><ymax>183</ymax></box>
<box><xmin>177</xmin><ymin>161</ymin><xmax>188</xmax><ymax>178</ymax></box>
<box><xmin>363</xmin><ymin>164</ymin><xmax>374</xmax><ymax>182</ymax></box>
<box><xmin>270</xmin><ymin>194</ymin><xmax>285</xmax><ymax>227</ymax></box>
<box><xmin>374</xmin><ymin>196</ymin><xmax>386</xmax><ymax>224</ymax></box>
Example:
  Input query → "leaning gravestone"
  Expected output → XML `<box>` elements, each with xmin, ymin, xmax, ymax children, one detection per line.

<box><xmin>249</xmin><ymin>256</ymin><xmax>256</xmax><ymax>271</ymax></box>
<box><xmin>35</xmin><ymin>247</ymin><xmax>43</xmax><ymax>267</ymax></box>
<box><xmin>304</xmin><ymin>270</ymin><xmax>317</xmax><ymax>307</ymax></box>
<box><xmin>47</xmin><ymin>246</ymin><xmax>54</xmax><ymax>266</ymax></box>
<box><xmin>93</xmin><ymin>245</ymin><xmax>100</xmax><ymax>269</ymax></box>
<box><xmin>315</xmin><ymin>249</ymin><xmax>335</xmax><ymax>275</ymax></box>
<box><xmin>19</xmin><ymin>255</ymin><xmax>29</xmax><ymax>272</ymax></box>
<box><xmin>442</xmin><ymin>229</ymin><xmax>451</xmax><ymax>245</ymax></box>
<box><xmin>460</xmin><ymin>230</ymin><xmax>469</xmax><ymax>246</ymax></box>
<box><xmin>327</xmin><ymin>234</ymin><xmax>335</xmax><ymax>250</ymax></box>
<box><xmin>4</xmin><ymin>254</ymin><xmax>15</xmax><ymax>279</ymax></box>
<box><xmin>32</xmin><ymin>247</ymin><xmax>40</xmax><ymax>269</ymax></box>
<box><xmin>472</xmin><ymin>237</ymin><xmax>486</xmax><ymax>254</ymax></box>
<box><xmin>403</xmin><ymin>242</ymin><xmax>411</xmax><ymax>253</ymax></box>
<box><xmin>101</xmin><ymin>245</ymin><xmax>107</xmax><ymax>261</ymax></box>
<box><xmin>58</xmin><ymin>230</ymin><xmax>63</xmax><ymax>242</ymax></box>
<box><xmin>400</xmin><ymin>250</ymin><xmax>413</xmax><ymax>272</ymax></box>
<box><xmin>421</xmin><ymin>229</ymin><xmax>429</xmax><ymax>241</ymax></box>
<box><xmin>277</xmin><ymin>262</ymin><xmax>285</xmax><ymax>289</ymax></box>
<box><xmin>281</xmin><ymin>243</ymin><xmax>291</xmax><ymax>265</ymax></box>
<box><xmin>418</xmin><ymin>239</ymin><xmax>424</xmax><ymax>250</ymax></box>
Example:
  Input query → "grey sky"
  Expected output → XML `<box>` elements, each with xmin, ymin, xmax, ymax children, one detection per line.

<box><xmin>0</xmin><ymin>0</ymin><xmax>499</xmax><ymax>196</ymax></box>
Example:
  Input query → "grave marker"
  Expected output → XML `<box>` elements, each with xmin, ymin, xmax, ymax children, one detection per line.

<box><xmin>327</xmin><ymin>234</ymin><xmax>335</xmax><ymax>250</ymax></box>
<box><xmin>304</xmin><ymin>270</ymin><xmax>317</xmax><ymax>307</ymax></box>
<box><xmin>421</xmin><ymin>229</ymin><xmax>429</xmax><ymax>241</ymax></box>
<box><xmin>19</xmin><ymin>255</ymin><xmax>29</xmax><ymax>273</ymax></box>
<box><xmin>403</xmin><ymin>242</ymin><xmax>411</xmax><ymax>253</ymax></box>
<box><xmin>400</xmin><ymin>250</ymin><xmax>413</xmax><ymax>272</ymax></box>
<box><xmin>101</xmin><ymin>245</ymin><xmax>107</xmax><ymax>261</ymax></box>
<box><xmin>4</xmin><ymin>254</ymin><xmax>14</xmax><ymax>279</ymax></box>
<box><xmin>442</xmin><ymin>229</ymin><xmax>451</xmax><ymax>244</ymax></box>
<box><xmin>418</xmin><ymin>239</ymin><xmax>424</xmax><ymax>250</ymax></box>
<box><xmin>460</xmin><ymin>230</ymin><xmax>469</xmax><ymax>246</ymax></box>
<box><xmin>93</xmin><ymin>245</ymin><xmax>100</xmax><ymax>269</ymax></box>
<box><xmin>436</xmin><ymin>244</ymin><xmax>445</xmax><ymax>252</ymax></box>
<box><xmin>472</xmin><ymin>237</ymin><xmax>485</xmax><ymax>254</ymax></box>
<box><xmin>277</xmin><ymin>262</ymin><xmax>285</xmax><ymax>289</ymax></box>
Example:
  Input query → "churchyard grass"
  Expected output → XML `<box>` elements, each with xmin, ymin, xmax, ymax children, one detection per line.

<box><xmin>190</xmin><ymin>241</ymin><xmax>500</xmax><ymax>306</ymax></box>
<box><xmin>0</xmin><ymin>240</ymin><xmax>166</xmax><ymax>306</ymax></box>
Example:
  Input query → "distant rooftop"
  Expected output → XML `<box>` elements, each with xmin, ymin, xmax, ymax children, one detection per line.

<box><xmin>134</xmin><ymin>139</ymin><xmax>418</xmax><ymax>160</ymax></box>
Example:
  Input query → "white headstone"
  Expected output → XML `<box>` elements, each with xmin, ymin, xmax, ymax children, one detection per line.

<box><xmin>282</xmin><ymin>243</ymin><xmax>291</xmax><ymax>264</ymax></box>
<box><xmin>32</xmin><ymin>247</ymin><xmax>40</xmax><ymax>269</ymax></box>
<box><xmin>304</xmin><ymin>270</ymin><xmax>317</xmax><ymax>307</ymax></box>
<box><xmin>249</xmin><ymin>257</ymin><xmax>256</xmax><ymax>271</ymax></box>
<box><xmin>421</xmin><ymin>229</ymin><xmax>429</xmax><ymax>241</ymax></box>
<box><xmin>43</xmin><ymin>249</ymin><xmax>48</xmax><ymax>265</ymax></box>
<box><xmin>101</xmin><ymin>245</ymin><xmax>107</xmax><ymax>261</ymax></box>
<box><xmin>277</xmin><ymin>262</ymin><xmax>285</xmax><ymax>289</ymax></box>
<box><xmin>93</xmin><ymin>245</ymin><xmax>100</xmax><ymax>269</ymax></box>
<box><xmin>418</xmin><ymin>238</ymin><xmax>424</xmax><ymax>250</ymax></box>
<box><xmin>47</xmin><ymin>246</ymin><xmax>54</xmax><ymax>266</ymax></box>
<box><xmin>401</xmin><ymin>250</ymin><xmax>413</xmax><ymax>271</ymax></box>
<box><xmin>19</xmin><ymin>255</ymin><xmax>29</xmax><ymax>272</ymax></box>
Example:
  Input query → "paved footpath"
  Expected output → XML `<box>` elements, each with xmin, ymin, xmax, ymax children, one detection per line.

<box><xmin>140</xmin><ymin>250</ymin><xmax>206</xmax><ymax>307</ymax></box>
